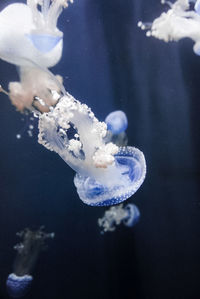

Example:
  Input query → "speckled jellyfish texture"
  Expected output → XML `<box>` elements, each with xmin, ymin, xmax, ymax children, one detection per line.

<box><xmin>6</xmin><ymin>227</ymin><xmax>54</xmax><ymax>298</ymax></box>
<box><xmin>138</xmin><ymin>0</ymin><xmax>200</xmax><ymax>55</ymax></box>
<box><xmin>98</xmin><ymin>203</ymin><xmax>140</xmax><ymax>232</ymax></box>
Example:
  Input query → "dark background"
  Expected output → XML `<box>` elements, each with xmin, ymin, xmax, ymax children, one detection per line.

<box><xmin>0</xmin><ymin>0</ymin><xmax>200</xmax><ymax>298</ymax></box>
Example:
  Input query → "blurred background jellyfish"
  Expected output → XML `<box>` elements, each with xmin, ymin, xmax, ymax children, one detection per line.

<box><xmin>0</xmin><ymin>0</ymin><xmax>73</xmax><ymax>112</ymax></box>
<box><xmin>104</xmin><ymin>110</ymin><xmax>128</xmax><ymax>147</ymax></box>
<box><xmin>6</xmin><ymin>227</ymin><xmax>55</xmax><ymax>298</ymax></box>
<box><xmin>138</xmin><ymin>0</ymin><xmax>200</xmax><ymax>56</ymax></box>
<box><xmin>98</xmin><ymin>203</ymin><xmax>140</xmax><ymax>233</ymax></box>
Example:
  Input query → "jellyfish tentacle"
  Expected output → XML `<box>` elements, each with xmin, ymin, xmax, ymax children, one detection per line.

<box><xmin>139</xmin><ymin>0</ymin><xmax>200</xmax><ymax>55</ymax></box>
<box><xmin>38</xmin><ymin>85</ymin><xmax>146</xmax><ymax>206</ymax></box>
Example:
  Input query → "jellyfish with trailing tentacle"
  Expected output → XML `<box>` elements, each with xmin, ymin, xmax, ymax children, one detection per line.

<box><xmin>0</xmin><ymin>0</ymin><xmax>146</xmax><ymax>206</ymax></box>
<box><xmin>38</xmin><ymin>91</ymin><xmax>146</xmax><ymax>206</ymax></box>
<box><xmin>138</xmin><ymin>0</ymin><xmax>200</xmax><ymax>56</ymax></box>
<box><xmin>98</xmin><ymin>203</ymin><xmax>140</xmax><ymax>233</ymax></box>
<box><xmin>6</xmin><ymin>227</ymin><xmax>54</xmax><ymax>298</ymax></box>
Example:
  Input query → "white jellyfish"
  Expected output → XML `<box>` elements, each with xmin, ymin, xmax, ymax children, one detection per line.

<box><xmin>38</xmin><ymin>89</ymin><xmax>146</xmax><ymax>206</ymax></box>
<box><xmin>0</xmin><ymin>0</ymin><xmax>73</xmax><ymax>112</ymax></box>
<box><xmin>98</xmin><ymin>203</ymin><xmax>140</xmax><ymax>232</ymax></box>
<box><xmin>6</xmin><ymin>227</ymin><xmax>54</xmax><ymax>298</ymax></box>
<box><xmin>138</xmin><ymin>0</ymin><xmax>200</xmax><ymax>55</ymax></box>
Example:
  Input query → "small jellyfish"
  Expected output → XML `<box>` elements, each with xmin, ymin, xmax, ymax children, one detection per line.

<box><xmin>105</xmin><ymin>110</ymin><xmax>128</xmax><ymax>135</ymax></box>
<box><xmin>6</xmin><ymin>227</ymin><xmax>54</xmax><ymax>298</ymax></box>
<box><xmin>98</xmin><ymin>203</ymin><xmax>140</xmax><ymax>233</ymax></box>
<box><xmin>0</xmin><ymin>0</ymin><xmax>73</xmax><ymax>112</ymax></box>
<box><xmin>38</xmin><ymin>90</ymin><xmax>146</xmax><ymax>206</ymax></box>
<box><xmin>138</xmin><ymin>0</ymin><xmax>200</xmax><ymax>55</ymax></box>
<box><xmin>104</xmin><ymin>110</ymin><xmax>128</xmax><ymax>147</ymax></box>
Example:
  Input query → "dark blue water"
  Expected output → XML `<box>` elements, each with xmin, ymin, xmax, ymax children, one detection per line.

<box><xmin>0</xmin><ymin>0</ymin><xmax>200</xmax><ymax>298</ymax></box>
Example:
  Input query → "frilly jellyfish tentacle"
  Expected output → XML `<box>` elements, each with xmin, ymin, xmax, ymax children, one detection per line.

<box><xmin>6</xmin><ymin>227</ymin><xmax>54</xmax><ymax>298</ymax></box>
<box><xmin>138</xmin><ymin>0</ymin><xmax>200</xmax><ymax>55</ymax></box>
<box><xmin>38</xmin><ymin>91</ymin><xmax>146</xmax><ymax>206</ymax></box>
<box><xmin>74</xmin><ymin>146</ymin><xmax>146</xmax><ymax>206</ymax></box>
<box><xmin>123</xmin><ymin>203</ymin><xmax>140</xmax><ymax>227</ymax></box>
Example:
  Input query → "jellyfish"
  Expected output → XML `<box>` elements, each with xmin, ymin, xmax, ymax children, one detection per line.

<box><xmin>0</xmin><ymin>0</ymin><xmax>73</xmax><ymax>112</ymax></box>
<box><xmin>98</xmin><ymin>203</ymin><xmax>140</xmax><ymax>232</ymax></box>
<box><xmin>38</xmin><ymin>89</ymin><xmax>146</xmax><ymax>206</ymax></box>
<box><xmin>0</xmin><ymin>0</ymin><xmax>146</xmax><ymax>206</ymax></box>
<box><xmin>6</xmin><ymin>227</ymin><xmax>55</xmax><ymax>298</ymax></box>
<box><xmin>104</xmin><ymin>110</ymin><xmax>128</xmax><ymax>147</ymax></box>
<box><xmin>138</xmin><ymin>0</ymin><xmax>200</xmax><ymax>55</ymax></box>
<box><xmin>105</xmin><ymin>110</ymin><xmax>128</xmax><ymax>135</ymax></box>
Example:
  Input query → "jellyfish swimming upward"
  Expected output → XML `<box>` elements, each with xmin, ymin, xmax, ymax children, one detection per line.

<box><xmin>138</xmin><ymin>0</ymin><xmax>200</xmax><ymax>55</ymax></box>
<box><xmin>0</xmin><ymin>0</ymin><xmax>146</xmax><ymax>206</ymax></box>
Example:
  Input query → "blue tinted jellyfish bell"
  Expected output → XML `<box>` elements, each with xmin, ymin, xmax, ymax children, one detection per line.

<box><xmin>0</xmin><ymin>0</ymin><xmax>73</xmax><ymax>111</ymax></box>
<box><xmin>0</xmin><ymin>0</ymin><xmax>73</xmax><ymax>66</ymax></box>
<box><xmin>38</xmin><ymin>90</ymin><xmax>146</xmax><ymax>206</ymax></box>
<box><xmin>105</xmin><ymin>110</ymin><xmax>128</xmax><ymax>135</ymax></box>
<box><xmin>6</xmin><ymin>227</ymin><xmax>54</xmax><ymax>298</ymax></box>
<box><xmin>123</xmin><ymin>203</ymin><xmax>140</xmax><ymax>227</ymax></box>
<box><xmin>104</xmin><ymin>110</ymin><xmax>128</xmax><ymax>147</ymax></box>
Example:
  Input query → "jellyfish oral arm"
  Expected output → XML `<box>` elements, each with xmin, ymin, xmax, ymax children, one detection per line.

<box><xmin>138</xmin><ymin>0</ymin><xmax>200</xmax><ymax>55</ymax></box>
<box><xmin>38</xmin><ymin>90</ymin><xmax>146</xmax><ymax>206</ymax></box>
<box><xmin>38</xmin><ymin>92</ymin><xmax>119</xmax><ymax>181</ymax></box>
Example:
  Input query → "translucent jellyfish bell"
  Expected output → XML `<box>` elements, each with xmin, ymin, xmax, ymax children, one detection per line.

<box><xmin>74</xmin><ymin>146</ymin><xmax>146</xmax><ymax>206</ymax></box>
<box><xmin>123</xmin><ymin>203</ymin><xmax>140</xmax><ymax>227</ymax></box>
<box><xmin>6</xmin><ymin>274</ymin><xmax>33</xmax><ymax>298</ymax></box>
<box><xmin>0</xmin><ymin>0</ymin><xmax>73</xmax><ymax>67</ymax></box>
<box><xmin>195</xmin><ymin>0</ymin><xmax>200</xmax><ymax>15</ymax></box>
<box><xmin>6</xmin><ymin>227</ymin><xmax>54</xmax><ymax>298</ymax></box>
<box><xmin>105</xmin><ymin>110</ymin><xmax>128</xmax><ymax>134</ymax></box>
<box><xmin>0</xmin><ymin>0</ymin><xmax>73</xmax><ymax>112</ymax></box>
<box><xmin>104</xmin><ymin>110</ymin><xmax>128</xmax><ymax>147</ymax></box>
<box><xmin>39</xmin><ymin>90</ymin><xmax>146</xmax><ymax>206</ymax></box>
